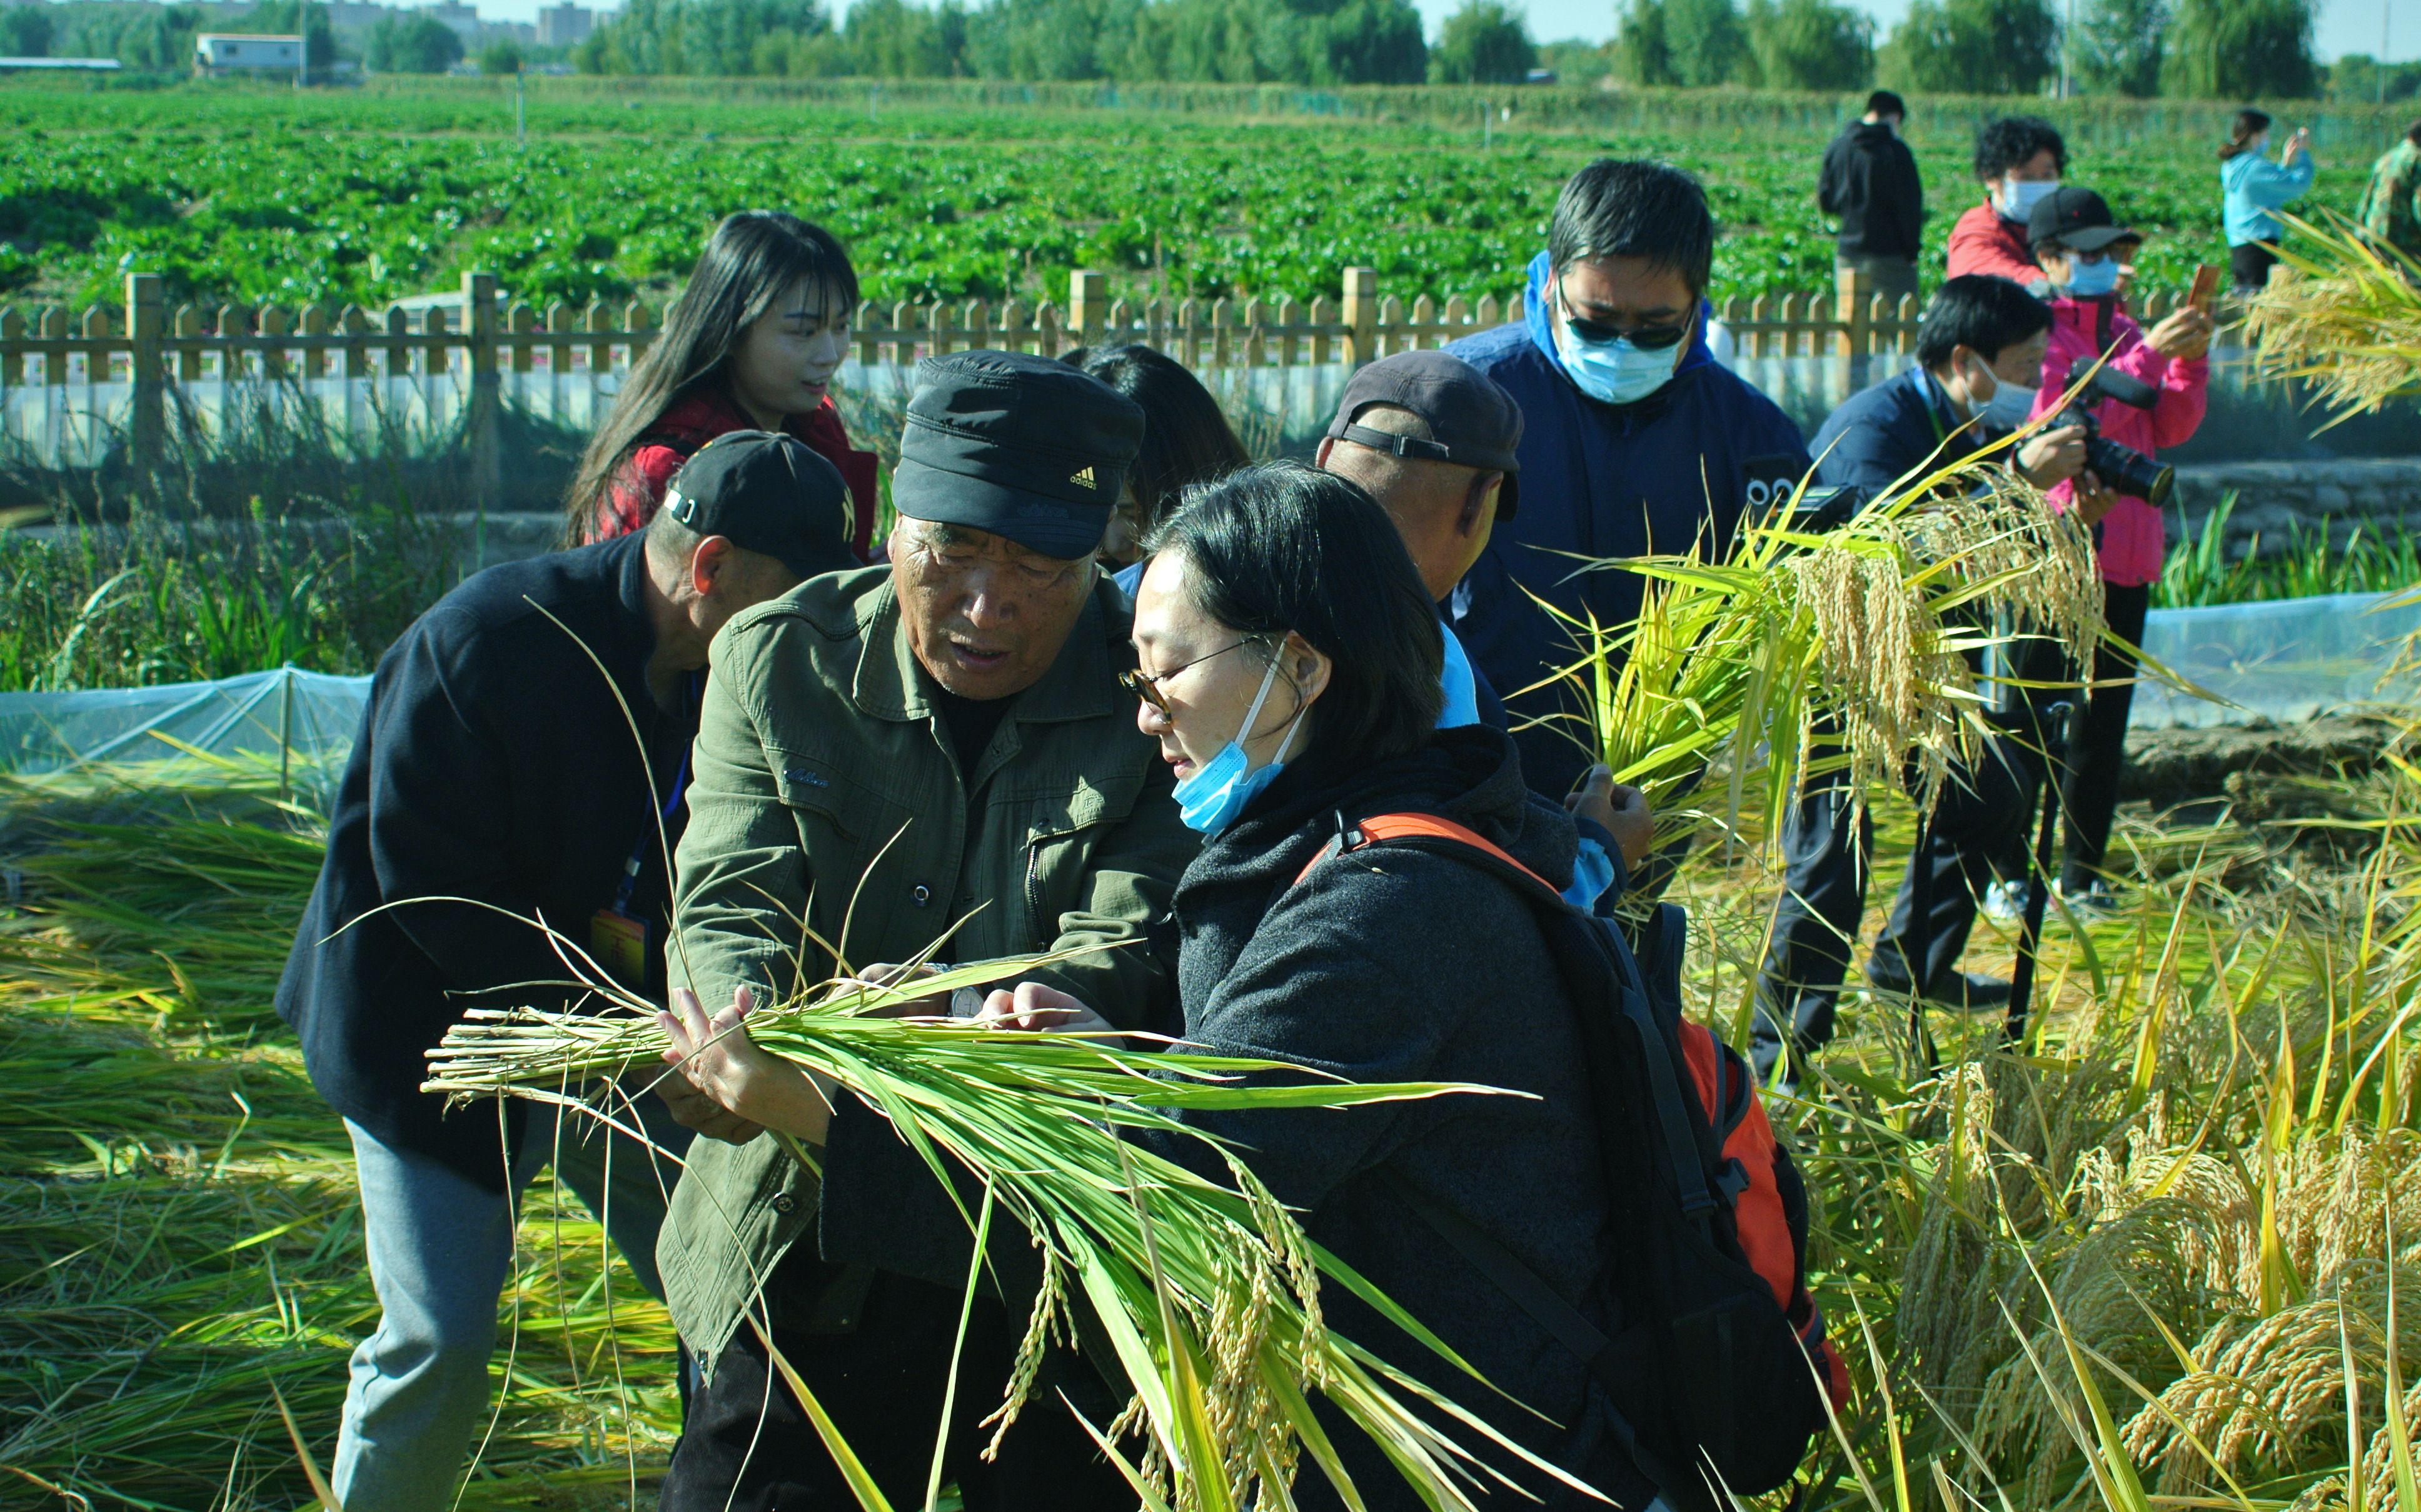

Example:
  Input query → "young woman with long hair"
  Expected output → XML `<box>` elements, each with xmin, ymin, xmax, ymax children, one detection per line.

<box><xmin>565</xmin><ymin>211</ymin><xmax>880</xmax><ymax>556</ymax></box>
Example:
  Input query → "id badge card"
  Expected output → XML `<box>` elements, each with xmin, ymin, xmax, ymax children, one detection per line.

<box><xmin>590</xmin><ymin>909</ymin><xmax>648</xmax><ymax>988</ymax></box>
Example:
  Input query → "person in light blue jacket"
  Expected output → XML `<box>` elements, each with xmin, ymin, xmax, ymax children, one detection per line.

<box><xmin>2221</xmin><ymin>106</ymin><xmax>2315</xmax><ymax>293</ymax></box>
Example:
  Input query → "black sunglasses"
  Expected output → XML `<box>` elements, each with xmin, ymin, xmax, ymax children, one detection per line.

<box><xmin>1558</xmin><ymin>284</ymin><xmax>1693</xmax><ymax>351</ymax></box>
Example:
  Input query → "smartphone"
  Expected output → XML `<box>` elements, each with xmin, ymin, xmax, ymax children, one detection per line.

<box><xmin>2189</xmin><ymin>264</ymin><xmax>2222</xmax><ymax>313</ymax></box>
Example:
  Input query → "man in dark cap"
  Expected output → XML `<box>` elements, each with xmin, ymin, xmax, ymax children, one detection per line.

<box><xmin>276</xmin><ymin>431</ymin><xmax>853</xmax><ymax>1512</ymax></box>
<box><xmin>1314</xmin><ymin>349</ymin><xmax>1651</xmax><ymax>899</ymax></box>
<box><xmin>653</xmin><ymin>350</ymin><xmax>1194</xmax><ymax>1510</ymax></box>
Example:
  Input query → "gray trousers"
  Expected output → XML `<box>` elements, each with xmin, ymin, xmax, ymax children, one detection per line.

<box><xmin>333</xmin><ymin>1094</ymin><xmax>691</xmax><ymax>1512</ymax></box>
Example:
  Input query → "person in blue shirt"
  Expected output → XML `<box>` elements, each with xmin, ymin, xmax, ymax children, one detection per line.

<box><xmin>2220</xmin><ymin>108</ymin><xmax>2316</xmax><ymax>294</ymax></box>
<box><xmin>1447</xmin><ymin>158</ymin><xmax>1814</xmax><ymax>806</ymax></box>
<box><xmin>1314</xmin><ymin>349</ymin><xmax>1653</xmax><ymax>908</ymax></box>
<box><xmin>1753</xmin><ymin>276</ymin><xmax>2105</xmax><ymax>1084</ymax></box>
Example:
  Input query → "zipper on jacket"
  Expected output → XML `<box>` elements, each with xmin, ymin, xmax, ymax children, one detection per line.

<box><xmin>1025</xmin><ymin>840</ymin><xmax>1044</xmax><ymax>932</ymax></box>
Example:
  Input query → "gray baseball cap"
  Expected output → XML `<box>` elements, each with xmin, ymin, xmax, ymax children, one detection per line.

<box><xmin>893</xmin><ymin>350</ymin><xmax>1147</xmax><ymax>559</ymax></box>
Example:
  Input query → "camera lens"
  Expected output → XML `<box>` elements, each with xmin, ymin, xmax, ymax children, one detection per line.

<box><xmin>2084</xmin><ymin>435</ymin><xmax>2173</xmax><ymax>508</ymax></box>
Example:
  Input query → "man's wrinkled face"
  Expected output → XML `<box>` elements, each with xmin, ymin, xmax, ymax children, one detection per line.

<box><xmin>890</xmin><ymin>513</ymin><xmax>1094</xmax><ymax>703</ymax></box>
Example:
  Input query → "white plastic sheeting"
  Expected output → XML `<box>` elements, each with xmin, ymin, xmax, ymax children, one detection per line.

<box><xmin>2132</xmin><ymin>589</ymin><xmax>2421</xmax><ymax>729</ymax></box>
<box><xmin>0</xmin><ymin>666</ymin><xmax>372</xmax><ymax>790</ymax></box>
<box><xmin>0</xmin><ymin>593</ymin><xmax>2411</xmax><ymax>783</ymax></box>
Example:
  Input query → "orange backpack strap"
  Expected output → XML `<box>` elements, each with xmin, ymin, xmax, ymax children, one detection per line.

<box><xmin>1291</xmin><ymin>811</ymin><xmax>1563</xmax><ymax>899</ymax></box>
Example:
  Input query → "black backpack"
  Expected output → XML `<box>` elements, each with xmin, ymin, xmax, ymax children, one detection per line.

<box><xmin>1295</xmin><ymin>813</ymin><xmax>1849</xmax><ymax>1511</ymax></box>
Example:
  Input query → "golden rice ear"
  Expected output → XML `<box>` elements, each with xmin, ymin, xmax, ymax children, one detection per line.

<box><xmin>2246</xmin><ymin>210</ymin><xmax>2421</xmax><ymax>428</ymax></box>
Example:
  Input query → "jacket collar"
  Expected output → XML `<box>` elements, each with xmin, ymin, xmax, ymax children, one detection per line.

<box><xmin>653</xmin><ymin>383</ymin><xmax>838</xmax><ymax>444</ymax></box>
<box><xmin>848</xmin><ymin>574</ymin><xmax>1122</xmax><ymax>727</ymax></box>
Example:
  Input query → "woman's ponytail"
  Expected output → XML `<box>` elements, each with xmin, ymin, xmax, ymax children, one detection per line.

<box><xmin>2220</xmin><ymin>107</ymin><xmax>2272</xmax><ymax>161</ymax></box>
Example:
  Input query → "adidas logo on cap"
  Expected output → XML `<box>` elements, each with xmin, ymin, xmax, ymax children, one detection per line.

<box><xmin>1069</xmin><ymin>465</ymin><xmax>1096</xmax><ymax>489</ymax></box>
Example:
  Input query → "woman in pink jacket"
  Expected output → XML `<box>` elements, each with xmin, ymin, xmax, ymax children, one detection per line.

<box><xmin>2023</xmin><ymin>186</ymin><xmax>2213</xmax><ymax>910</ymax></box>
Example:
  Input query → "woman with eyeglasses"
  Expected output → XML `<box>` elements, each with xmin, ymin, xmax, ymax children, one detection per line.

<box><xmin>986</xmin><ymin>461</ymin><xmax>1648</xmax><ymax>1508</ymax></box>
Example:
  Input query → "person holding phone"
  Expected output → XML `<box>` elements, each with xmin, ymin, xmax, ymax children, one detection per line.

<box><xmin>2220</xmin><ymin>108</ymin><xmax>2315</xmax><ymax>293</ymax></box>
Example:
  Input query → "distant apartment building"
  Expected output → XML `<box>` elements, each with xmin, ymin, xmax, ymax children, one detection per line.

<box><xmin>323</xmin><ymin>2</ymin><xmax>391</xmax><ymax>30</ymax></box>
<box><xmin>421</xmin><ymin>0</ymin><xmax>479</xmax><ymax>41</ymax></box>
<box><xmin>536</xmin><ymin>3</ymin><xmax>592</xmax><ymax>47</ymax></box>
<box><xmin>194</xmin><ymin>33</ymin><xmax>305</xmax><ymax>73</ymax></box>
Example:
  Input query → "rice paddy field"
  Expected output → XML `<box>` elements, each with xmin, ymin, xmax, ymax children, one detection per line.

<box><xmin>1</xmin><ymin>705</ymin><xmax>2415</xmax><ymax>1508</ymax></box>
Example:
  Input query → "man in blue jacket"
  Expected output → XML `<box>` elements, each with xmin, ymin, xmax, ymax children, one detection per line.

<box><xmin>1447</xmin><ymin>158</ymin><xmax>1813</xmax><ymax>803</ymax></box>
<box><xmin>1753</xmin><ymin>276</ymin><xmax>2104</xmax><ymax>1083</ymax></box>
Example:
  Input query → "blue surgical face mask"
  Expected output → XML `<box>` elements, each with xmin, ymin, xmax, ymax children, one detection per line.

<box><xmin>1553</xmin><ymin>290</ymin><xmax>1689</xmax><ymax>406</ymax></box>
<box><xmin>2061</xmin><ymin>255</ymin><xmax>2120</xmax><ymax>298</ymax></box>
<box><xmin>1970</xmin><ymin>358</ymin><xmax>2040</xmax><ymax>429</ymax></box>
<box><xmin>1998</xmin><ymin>178</ymin><xmax>2059</xmax><ymax>221</ymax></box>
<box><xmin>1172</xmin><ymin>655</ymin><xmax>1309</xmax><ymax>835</ymax></box>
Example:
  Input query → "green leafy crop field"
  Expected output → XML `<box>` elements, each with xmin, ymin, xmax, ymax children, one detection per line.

<box><xmin>0</xmin><ymin>77</ymin><xmax>2377</xmax><ymax>315</ymax></box>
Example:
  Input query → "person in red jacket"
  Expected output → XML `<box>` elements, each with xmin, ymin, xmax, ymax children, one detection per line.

<box><xmin>1947</xmin><ymin>116</ymin><xmax>2066</xmax><ymax>295</ymax></box>
<box><xmin>565</xmin><ymin>211</ymin><xmax>880</xmax><ymax>560</ymax></box>
<box><xmin>2021</xmin><ymin>187</ymin><xmax>2212</xmax><ymax>913</ymax></box>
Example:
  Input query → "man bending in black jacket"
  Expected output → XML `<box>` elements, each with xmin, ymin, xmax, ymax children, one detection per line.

<box><xmin>1821</xmin><ymin>90</ymin><xmax>1926</xmax><ymax>306</ymax></box>
<box><xmin>275</xmin><ymin>433</ymin><xmax>854</xmax><ymax>1512</ymax></box>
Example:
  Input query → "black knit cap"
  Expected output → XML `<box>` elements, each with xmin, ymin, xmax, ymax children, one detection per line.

<box><xmin>1324</xmin><ymin>349</ymin><xmax>1524</xmax><ymax>519</ymax></box>
<box><xmin>894</xmin><ymin>349</ymin><xmax>1147</xmax><ymax>560</ymax></box>
<box><xmin>662</xmin><ymin>431</ymin><xmax>859</xmax><ymax>580</ymax></box>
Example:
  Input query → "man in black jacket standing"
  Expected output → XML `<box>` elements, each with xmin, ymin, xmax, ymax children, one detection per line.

<box><xmin>276</xmin><ymin>433</ymin><xmax>855</xmax><ymax>1512</ymax></box>
<box><xmin>1751</xmin><ymin>279</ymin><xmax>2106</xmax><ymax>1088</ymax></box>
<box><xmin>1821</xmin><ymin>90</ymin><xmax>1926</xmax><ymax>306</ymax></box>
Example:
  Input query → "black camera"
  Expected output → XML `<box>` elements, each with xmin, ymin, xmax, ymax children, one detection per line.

<box><xmin>2048</xmin><ymin>364</ymin><xmax>2175</xmax><ymax>508</ymax></box>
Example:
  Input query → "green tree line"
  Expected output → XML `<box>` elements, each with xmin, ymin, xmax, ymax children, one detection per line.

<box><xmin>1609</xmin><ymin>0</ymin><xmax>2323</xmax><ymax>98</ymax></box>
<box><xmin>0</xmin><ymin>0</ymin><xmax>2363</xmax><ymax>98</ymax></box>
<box><xmin>561</xmin><ymin>0</ymin><xmax>2360</xmax><ymax>97</ymax></box>
<box><xmin>4</xmin><ymin>0</ymin><xmax>335</xmax><ymax>70</ymax></box>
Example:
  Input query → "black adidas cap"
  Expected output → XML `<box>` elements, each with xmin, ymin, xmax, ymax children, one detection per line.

<box><xmin>893</xmin><ymin>349</ymin><xmax>1147</xmax><ymax>560</ymax></box>
<box><xmin>663</xmin><ymin>431</ymin><xmax>860</xmax><ymax>581</ymax></box>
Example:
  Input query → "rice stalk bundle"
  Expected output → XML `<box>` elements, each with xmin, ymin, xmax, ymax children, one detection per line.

<box><xmin>423</xmin><ymin>949</ymin><xmax>1588</xmax><ymax>1512</ymax></box>
<box><xmin>2244</xmin><ymin>212</ymin><xmax>2421</xmax><ymax>426</ymax></box>
<box><xmin>1529</xmin><ymin>450</ymin><xmax>2103</xmax><ymax>854</ymax></box>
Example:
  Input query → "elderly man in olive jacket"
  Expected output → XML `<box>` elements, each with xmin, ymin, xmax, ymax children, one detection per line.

<box><xmin>653</xmin><ymin>350</ymin><xmax>1195</xmax><ymax>1511</ymax></box>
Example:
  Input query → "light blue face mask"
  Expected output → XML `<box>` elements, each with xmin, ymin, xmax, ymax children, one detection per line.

<box><xmin>1173</xmin><ymin>656</ymin><xmax>1309</xmax><ymax>835</ymax></box>
<box><xmin>1997</xmin><ymin>178</ymin><xmax>2060</xmax><ymax>221</ymax></box>
<box><xmin>1973</xmin><ymin>361</ymin><xmax>2040</xmax><ymax>430</ymax></box>
<box><xmin>1552</xmin><ymin>291</ymin><xmax>1688</xmax><ymax>406</ymax></box>
<box><xmin>2061</xmin><ymin>256</ymin><xmax>2120</xmax><ymax>298</ymax></box>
